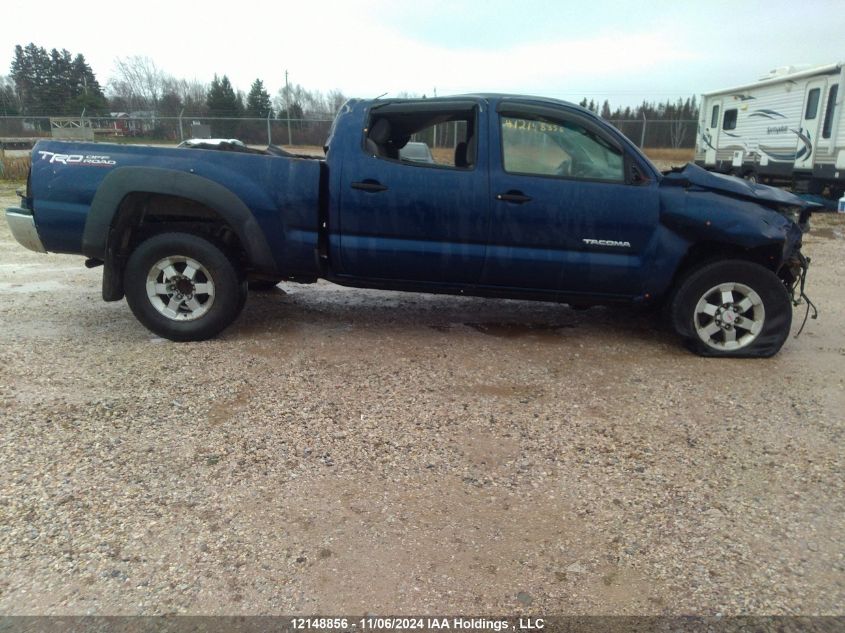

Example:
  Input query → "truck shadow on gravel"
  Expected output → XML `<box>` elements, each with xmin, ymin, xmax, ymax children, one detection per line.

<box><xmin>227</xmin><ymin>284</ymin><xmax>674</xmax><ymax>349</ymax></box>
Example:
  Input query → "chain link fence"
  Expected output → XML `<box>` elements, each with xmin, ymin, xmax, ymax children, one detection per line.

<box><xmin>1</xmin><ymin>114</ymin><xmax>698</xmax><ymax>179</ymax></box>
<box><xmin>1</xmin><ymin>114</ymin><xmax>698</xmax><ymax>149</ymax></box>
<box><xmin>0</xmin><ymin>115</ymin><xmax>335</xmax><ymax>149</ymax></box>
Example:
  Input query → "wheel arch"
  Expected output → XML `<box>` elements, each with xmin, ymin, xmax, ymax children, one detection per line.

<box><xmin>663</xmin><ymin>239</ymin><xmax>784</xmax><ymax>300</ymax></box>
<box><xmin>82</xmin><ymin>167</ymin><xmax>278</xmax><ymax>300</ymax></box>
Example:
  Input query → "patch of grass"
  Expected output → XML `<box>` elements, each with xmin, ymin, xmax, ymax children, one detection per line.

<box><xmin>0</xmin><ymin>180</ymin><xmax>25</xmax><ymax>197</ymax></box>
<box><xmin>643</xmin><ymin>147</ymin><xmax>694</xmax><ymax>163</ymax></box>
<box><xmin>0</xmin><ymin>155</ymin><xmax>30</xmax><ymax>180</ymax></box>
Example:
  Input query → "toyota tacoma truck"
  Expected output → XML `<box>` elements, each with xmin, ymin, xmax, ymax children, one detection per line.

<box><xmin>5</xmin><ymin>95</ymin><xmax>815</xmax><ymax>357</ymax></box>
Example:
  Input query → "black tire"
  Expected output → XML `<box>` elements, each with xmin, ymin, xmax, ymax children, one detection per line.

<box><xmin>670</xmin><ymin>259</ymin><xmax>792</xmax><ymax>358</ymax></box>
<box><xmin>124</xmin><ymin>232</ymin><xmax>247</xmax><ymax>341</ymax></box>
<box><xmin>248</xmin><ymin>278</ymin><xmax>282</xmax><ymax>291</ymax></box>
<box><xmin>742</xmin><ymin>170</ymin><xmax>758</xmax><ymax>185</ymax></box>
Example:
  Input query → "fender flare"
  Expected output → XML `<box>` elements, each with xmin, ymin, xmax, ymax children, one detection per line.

<box><xmin>82</xmin><ymin>166</ymin><xmax>277</xmax><ymax>272</ymax></box>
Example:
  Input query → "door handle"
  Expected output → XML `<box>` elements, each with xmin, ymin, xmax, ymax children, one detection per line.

<box><xmin>496</xmin><ymin>191</ymin><xmax>532</xmax><ymax>203</ymax></box>
<box><xmin>351</xmin><ymin>181</ymin><xmax>388</xmax><ymax>192</ymax></box>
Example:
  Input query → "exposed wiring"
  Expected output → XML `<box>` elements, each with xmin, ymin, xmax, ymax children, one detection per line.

<box><xmin>792</xmin><ymin>252</ymin><xmax>818</xmax><ymax>338</ymax></box>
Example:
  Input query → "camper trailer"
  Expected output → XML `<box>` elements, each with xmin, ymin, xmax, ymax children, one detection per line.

<box><xmin>695</xmin><ymin>62</ymin><xmax>844</xmax><ymax>197</ymax></box>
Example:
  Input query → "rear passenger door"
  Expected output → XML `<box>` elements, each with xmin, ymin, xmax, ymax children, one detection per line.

<box><xmin>337</xmin><ymin>100</ymin><xmax>490</xmax><ymax>284</ymax></box>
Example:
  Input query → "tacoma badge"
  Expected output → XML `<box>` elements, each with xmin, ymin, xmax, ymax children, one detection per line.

<box><xmin>582</xmin><ymin>238</ymin><xmax>632</xmax><ymax>248</ymax></box>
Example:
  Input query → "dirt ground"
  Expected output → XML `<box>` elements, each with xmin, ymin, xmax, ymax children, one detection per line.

<box><xmin>0</xmin><ymin>182</ymin><xmax>843</xmax><ymax>615</ymax></box>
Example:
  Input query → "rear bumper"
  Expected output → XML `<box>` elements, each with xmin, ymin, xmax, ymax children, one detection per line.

<box><xmin>5</xmin><ymin>207</ymin><xmax>46</xmax><ymax>253</ymax></box>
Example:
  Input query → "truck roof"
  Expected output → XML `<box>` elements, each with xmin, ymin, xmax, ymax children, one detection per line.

<box><xmin>364</xmin><ymin>93</ymin><xmax>594</xmax><ymax>116</ymax></box>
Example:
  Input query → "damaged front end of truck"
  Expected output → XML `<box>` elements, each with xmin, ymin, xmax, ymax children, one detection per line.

<box><xmin>661</xmin><ymin>163</ymin><xmax>818</xmax><ymax>334</ymax></box>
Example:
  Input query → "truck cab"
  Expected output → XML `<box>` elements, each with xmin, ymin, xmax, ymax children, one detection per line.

<box><xmin>326</xmin><ymin>96</ymin><xmax>663</xmax><ymax>298</ymax></box>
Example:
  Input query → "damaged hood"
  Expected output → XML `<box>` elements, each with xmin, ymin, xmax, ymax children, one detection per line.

<box><xmin>661</xmin><ymin>163</ymin><xmax>814</xmax><ymax>209</ymax></box>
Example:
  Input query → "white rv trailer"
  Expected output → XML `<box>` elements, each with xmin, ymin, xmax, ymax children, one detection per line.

<box><xmin>694</xmin><ymin>62</ymin><xmax>844</xmax><ymax>197</ymax></box>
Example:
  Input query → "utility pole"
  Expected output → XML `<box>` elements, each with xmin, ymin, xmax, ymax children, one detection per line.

<box><xmin>285</xmin><ymin>70</ymin><xmax>292</xmax><ymax>146</ymax></box>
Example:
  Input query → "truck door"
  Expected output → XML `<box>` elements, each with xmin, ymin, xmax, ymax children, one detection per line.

<box><xmin>795</xmin><ymin>79</ymin><xmax>825</xmax><ymax>170</ymax></box>
<box><xmin>336</xmin><ymin>101</ymin><xmax>490</xmax><ymax>284</ymax></box>
<box><xmin>483</xmin><ymin>103</ymin><xmax>660</xmax><ymax>297</ymax></box>
<box><xmin>703</xmin><ymin>99</ymin><xmax>722</xmax><ymax>166</ymax></box>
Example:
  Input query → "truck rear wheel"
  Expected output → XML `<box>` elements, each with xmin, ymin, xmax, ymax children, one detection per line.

<box><xmin>124</xmin><ymin>232</ymin><xmax>247</xmax><ymax>341</ymax></box>
<box><xmin>670</xmin><ymin>259</ymin><xmax>792</xmax><ymax>357</ymax></box>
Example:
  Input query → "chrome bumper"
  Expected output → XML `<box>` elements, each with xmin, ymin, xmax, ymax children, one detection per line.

<box><xmin>5</xmin><ymin>207</ymin><xmax>46</xmax><ymax>253</ymax></box>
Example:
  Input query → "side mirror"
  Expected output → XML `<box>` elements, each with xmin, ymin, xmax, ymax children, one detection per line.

<box><xmin>629</xmin><ymin>162</ymin><xmax>649</xmax><ymax>185</ymax></box>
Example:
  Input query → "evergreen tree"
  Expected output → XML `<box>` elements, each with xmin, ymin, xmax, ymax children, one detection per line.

<box><xmin>0</xmin><ymin>75</ymin><xmax>20</xmax><ymax>116</ymax></box>
<box><xmin>245</xmin><ymin>79</ymin><xmax>273</xmax><ymax>118</ymax></box>
<box><xmin>158</xmin><ymin>91</ymin><xmax>183</xmax><ymax>116</ymax></box>
<box><xmin>206</xmin><ymin>75</ymin><xmax>243</xmax><ymax>136</ymax></box>
<box><xmin>45</xmin><ymin>49</ymin><xmax>73</xmax><ymax>111</ymax></box>
<box><xmin>206</xmin><ymin>75</ymin><xmax>242</xmax><ymax>117</ymax></box>
<box><xmin>10</xmin><ymin>44</ymin><xmax>50</xmax><ymax>114</ymax></box>
<box><xmin>10</xmin><ymin>43</ymin><xmax>106</xmax><ymax>115</ymax></box>
<box><xmin>68</xmin><ymin>53</ymin><xmax>107</xmax><ymax>114</ymax></box>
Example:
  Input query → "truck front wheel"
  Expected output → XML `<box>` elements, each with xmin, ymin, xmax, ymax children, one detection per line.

<box><xmin>124</xmin><ymin>232</ymin><xmax>247</xmax><ymax>341</ymax></box>
<box><xmin>670</xmin><ymin>259</ymin><xmax>792</xmax><ymax>357</ymax></box>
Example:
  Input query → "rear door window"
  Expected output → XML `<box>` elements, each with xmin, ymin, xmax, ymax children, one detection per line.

<box><xmin>364</xmin><ymin>105</ymin><xmax>476</xmax><ymax>169</ymax></box>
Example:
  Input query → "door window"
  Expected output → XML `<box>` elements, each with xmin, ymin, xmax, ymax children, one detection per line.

<box><xmin>710</xmin><ymin>104</ymin><xmax>720</xmax><ymax>128</ymax></box>
<box><xmin>805</xmin><ymin>88</ymin><xmax>821</xmax><ymax>119</ymax></box>
<box><xmin>500</xmin><ymin>116</ymin><xmax>624</xmax><ymax>182</ymax></box>
<box><xmin>823</xmin><ymin>84</ymin><xmax>838</xmax><ymax>139</ymax></box>
<box><xmin>364</xmin><ymin>106</ymin><xmax>476</xmax><ymax>169</ymax></box>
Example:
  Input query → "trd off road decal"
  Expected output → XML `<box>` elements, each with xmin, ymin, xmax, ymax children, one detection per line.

<box><xmin>38</xmin><ymin>151</ymin><xmax>117</xmax><ymax>166</ymax></box>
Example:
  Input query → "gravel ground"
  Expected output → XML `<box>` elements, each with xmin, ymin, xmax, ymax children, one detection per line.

<box><xmin>0</xmin><ymin>181</ymin><xmax>843</xmax><ymax>615</ymax></box>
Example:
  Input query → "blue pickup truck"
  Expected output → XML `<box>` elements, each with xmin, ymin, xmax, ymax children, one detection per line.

<box><xmin>6</xmin><ymin>95</ymin><xmax>815</xmax><ymax>357</ymax></box>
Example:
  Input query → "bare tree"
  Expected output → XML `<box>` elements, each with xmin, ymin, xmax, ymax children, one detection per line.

<box><xmin>178</xmin><ymin>79</ymin><xmax>209</xmax><ymax>116</ymax></box>
<box><xmin>669</xmin><ymin>116</ymin><xmax>688</xmax><ymax>149</ymax></box>
<box><xmin>326</xmin><ymin>89</ymin><xmax>347</xmax><ymax>114</ymax></box>
<box><xmin>274</xmin><ymin>84</ymin><xmax>347</xmax><ymax>118</ymax></box>
<box><xmin>109</xmin><ymin>56</ymin><xmax>168</xmax><ymax>113</ymax></box>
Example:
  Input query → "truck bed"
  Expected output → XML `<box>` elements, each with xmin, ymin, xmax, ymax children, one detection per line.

<box><xmin>30</xmin><ymin>140</ymin><xmax>324</xmax><ymax>277</ymax></box>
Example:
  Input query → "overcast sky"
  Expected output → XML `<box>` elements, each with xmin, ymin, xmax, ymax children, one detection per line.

<box><xmin>5</xmin><ymin>0</ymin><xmax>844</xmax><ymax>107</ymax></box>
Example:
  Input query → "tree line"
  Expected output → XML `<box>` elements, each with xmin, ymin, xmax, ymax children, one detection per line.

<box><xmin>2</xmin><ymin>44</ymin><xmax>348</xmax><ymax>121</ymax></box>
<box><xmin>579</xmin><ymin>96</ymin><xmax>700</xmax><ymax>149</ymax></box>
<box><xmin>2</xmin><ymin>43</ymin><xmax>108</xmax><ymax>116</ymax></box>
<box><xmin>2</xmin><ymin>42</ymin><xmax>700</xmax><ymax>147</ymax></box>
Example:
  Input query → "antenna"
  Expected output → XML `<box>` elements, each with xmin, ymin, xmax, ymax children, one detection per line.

<box><xmin>374</xmin><ymin>92</ymin><xmax>388</xmax><ymax>100</ymax></box>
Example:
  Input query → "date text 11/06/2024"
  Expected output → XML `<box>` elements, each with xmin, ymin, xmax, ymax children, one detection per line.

<box><xmin>291</xmin><ymin>617</ymin><xmax>546</xmax><ymax>631</ymax></box>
